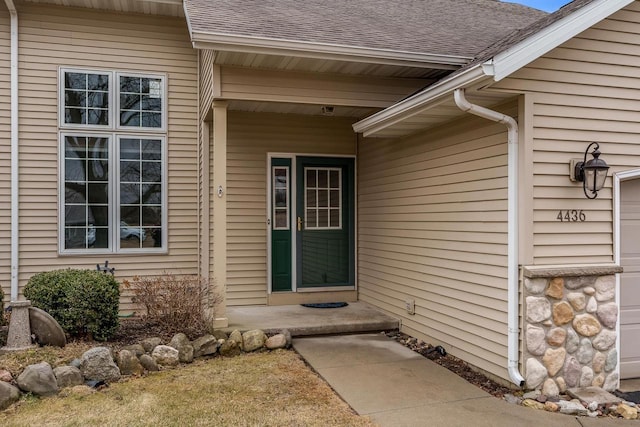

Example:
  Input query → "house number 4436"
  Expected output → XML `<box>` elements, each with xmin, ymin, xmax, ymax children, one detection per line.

<box><xmin>556</xmin><ymin>210</ymin><xmax>586</xmax><ymax>222</ymax></box>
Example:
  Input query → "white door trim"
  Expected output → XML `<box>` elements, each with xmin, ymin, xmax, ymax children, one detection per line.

<box><xmin>614</xmin><ymin>168</ymin><xmax>640</xmax><ymax>381</ymax></box>
<box><xmin>266</xmin><ymin>152</ymin><xmax>357</xmax><ymax>295</ymax></box>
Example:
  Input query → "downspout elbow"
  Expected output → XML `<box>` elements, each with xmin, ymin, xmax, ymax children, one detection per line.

<box><xmin>454</xmin><ymin>89</ymin><xmax>525</xmax><ymax>388</ymax></box>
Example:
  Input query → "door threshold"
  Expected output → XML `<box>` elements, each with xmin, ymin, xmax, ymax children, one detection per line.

<box><xmin>268</xmin><ymin>290</ymin><xmax>357</xmax><ymax>305</ymax></box>
<box><xmin>297</xmin><ymin>286</ymin><xmax>355</xmax><ymax>293</ymax></box>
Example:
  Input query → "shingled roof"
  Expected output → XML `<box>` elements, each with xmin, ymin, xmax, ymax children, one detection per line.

<box><xmin>184</xmin><ymin>0</ymin><xmax>547</xmax><ymax>58</ymax></box>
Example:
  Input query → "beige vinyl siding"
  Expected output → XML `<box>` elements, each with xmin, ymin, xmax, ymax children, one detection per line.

<box><xmin>358</xmin><ymin>110</ymin><xmax>512</xmax><ymax>381</ymax></box>
<box><xmin>492</xmin><ymin>3</ymin><xmax>640</xmax><ymax>265</ymax></box>
<box><xmin>16</xmin><ymin>5</ymin><xmax>198</xmax><ymax>311</ymax></box>
<box><xmin>226</xmin><ymin>111</ymin><xmax>356</xmax><ymax>305</ymax></box>
<box><xmin>0</xmin><ymin>10</ymin><xmax>9</xmax><ymax>298</ymax></box>
<box><xmin>219</xmin><ymin>66</ymin><xmax>429</xmax><ymax>108</ymax></box>
<box><xmin>199</xmin><ymin>49</ymin><xmax>214</xmax><ymax>120</ymax></box>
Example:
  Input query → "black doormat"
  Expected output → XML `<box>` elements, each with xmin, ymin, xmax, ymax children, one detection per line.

<box><xmin>301</xmin><ymin>302</ymin><xmax>349</xmax><ymax>308</ymax></box>
<box><xmin>614</xmin><ymin>390</ymin><xmax>640</xmax><ymax>403</ymax></box>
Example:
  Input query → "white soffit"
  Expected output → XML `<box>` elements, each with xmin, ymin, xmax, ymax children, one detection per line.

<box><xmin>21</xmin><ymin>0</ymin><xmax>185</xmax><ymax>17</ymax></box>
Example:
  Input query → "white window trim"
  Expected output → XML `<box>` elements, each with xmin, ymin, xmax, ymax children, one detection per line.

<box><xmin>59</xmin><ymin>68</ymin><xmax>167</xmax><ymax>133</ymax></box>
<box><xmin>58</xmin><ymin>132</ymin><xmax>114</xmax><ymax>255</ymax></box>
<box><xmin>272</xmin><ymin>165</ymin><xmax>290</xmax><ymax>231</ymax></box>
<box><xmin>116</xmin><ymin>72</ymin><xmax>167</xmax><ymax>133</ymax></box>
<box><xmin>59</xmin><ymin>68</ymin><xmax>113</xmax><ymax>130</ymax></box>
<box><xmin>303</xmin><ymin>166</ymin><xmax>342</xmax><ymax>230</ymax></box>
<box><xmin>115</xmin><ymin>134</ymin><xmax>168</xmax><ymax>253</ymax></box>
<box><xmin>59</xmin><ymin>132</ymin><xmax>168</xmax><ymax>255</ymax></box>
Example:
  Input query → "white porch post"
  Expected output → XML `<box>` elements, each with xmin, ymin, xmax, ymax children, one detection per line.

<box><xmin>211</xmin><ymin>101</ymin><xmax>228</xmax><ymax>328</ymax></box>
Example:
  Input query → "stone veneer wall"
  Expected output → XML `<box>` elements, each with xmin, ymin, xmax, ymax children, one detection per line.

<box><xmin>522</xmin><ymin>265</ymin><xmax>623</xmax><ymax>395</ymax></box>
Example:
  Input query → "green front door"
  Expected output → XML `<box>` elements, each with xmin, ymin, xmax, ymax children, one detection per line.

<box><xmin>270</xmin><ymin>156</ymin><xmax>355</xmax><ymax>291</ymax></box>
<box><xmin>296</xmin><ymin>157</ymin><xmax>355</xmax><ymax>288</ymax></box>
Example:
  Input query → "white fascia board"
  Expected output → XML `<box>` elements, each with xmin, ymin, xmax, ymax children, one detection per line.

<box><xmin>353</xmin><ymin>64</ymin><xmax>490</xmax><ymax>136</ymax></box>
<box><xmin>190</xmin><ymin>32</ymin><xmax>470</xmax><ymax>70</ymax></box>
<box><xmin>492</xmin><ymin>0</ymin><xmax>634</xmax><ymax>81</ymax></box>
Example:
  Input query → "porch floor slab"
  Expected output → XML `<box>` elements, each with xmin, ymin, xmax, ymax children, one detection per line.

<box><xmin>223</xmin><ymin>301</ymin><xmax>399</xmax><ymax>336</ymax></box>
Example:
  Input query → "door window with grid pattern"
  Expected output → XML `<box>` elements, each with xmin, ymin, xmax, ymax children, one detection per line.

<box><xmin>304</xmin><ymin>167</ymin><xmax>341</xmax><ymax>229</ymax></box>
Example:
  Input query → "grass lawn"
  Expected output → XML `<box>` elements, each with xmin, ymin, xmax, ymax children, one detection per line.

<box><xmin>0</xmin><ymin>349</ymin><xmax>375</xmax><ymax>427</ymax></box>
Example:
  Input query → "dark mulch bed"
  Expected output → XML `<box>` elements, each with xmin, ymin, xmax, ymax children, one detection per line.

<box><xmin>386</xmin><ymin>331</ymin><xmax>514</xmax><ymax>398</ymax></box>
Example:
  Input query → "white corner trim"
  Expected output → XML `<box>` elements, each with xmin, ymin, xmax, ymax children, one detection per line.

<box><xmin>352</xmin><ymin>64</ymin><xmax>490</xmax><ymax>136</ymax></box>
<box><xmin>492</xmin><ymin>0</ymin><xmax>635</xmax><ymax>81</ymax></box>
<box><xmin>190</xmin><ymin>32</ymin><xmax>470</xmax><ymax>69</ymax></box>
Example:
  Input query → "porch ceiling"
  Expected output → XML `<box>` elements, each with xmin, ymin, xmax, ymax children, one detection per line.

<box><xmin>20</xmin><ymin>0</ymin><xmax>185</xmax><ymax>17</ymax></box>
<box><xmin>227</xmin><ymin>100</ymin><xmax>379</xmax><ymax>119</ymax></box>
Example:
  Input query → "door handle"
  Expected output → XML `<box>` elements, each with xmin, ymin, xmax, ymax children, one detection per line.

<box><xmin>297</xmin><ymin>217</ymin><xmax>303</xmax><ymax>231</ymax></box>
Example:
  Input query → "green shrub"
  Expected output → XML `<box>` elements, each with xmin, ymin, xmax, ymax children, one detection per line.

<box><xmin>24</xmin><ymin>269</ymin><xmax>120</xmax><ymax>341</ymax></box>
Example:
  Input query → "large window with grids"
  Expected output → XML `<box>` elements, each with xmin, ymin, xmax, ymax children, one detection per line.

<box><xmin>59</xmin><ymin>68</ymin><xmax>166</xmax><ymax>254</ymax></box>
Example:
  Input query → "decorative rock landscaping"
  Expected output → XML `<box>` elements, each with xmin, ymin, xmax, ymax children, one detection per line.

<box><xmin>0</xmin><ymin>328</ymin><xmax>289</xmax><ymax>409</ymax></box>
<box><xmin>523</xmin><ymin>265</ymin><xmax>622</xmax><ymax>394</ymax></box>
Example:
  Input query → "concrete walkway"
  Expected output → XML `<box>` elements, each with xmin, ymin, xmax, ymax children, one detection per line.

<box><xmin>293</xmin><ymin>334</ymin><xmax>630</xmax><ymax>427</ymax></box>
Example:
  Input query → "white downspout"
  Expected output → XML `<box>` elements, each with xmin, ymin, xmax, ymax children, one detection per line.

<box><xmin>454</xmin><ymin>88</ymin><xmax>525</xmax><ymax>387</ymax></box>
<box><xmin>5</xmin><ymin>0</ymin><xmax>18</xmax><ymax>301</ymax></box>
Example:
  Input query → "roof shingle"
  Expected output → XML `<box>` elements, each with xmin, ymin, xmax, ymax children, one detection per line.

<box><xmin>185</xmin><ymin>0</ymin><xmax>547</xmax><ymax>58</ymax></box>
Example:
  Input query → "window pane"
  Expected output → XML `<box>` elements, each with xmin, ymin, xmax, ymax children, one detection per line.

<box><xmin>88</xmin><ymin>159</ymin><xmax>109</xmax><ymax>182</ymax></box>
<box><xmin>142</xmin><ymin>162</ymin><xmax>161</xmax><ymax>183</ymax></box>
<box><xmin>120</xmin><ymin>76</ymin><xmax>140</xmax><ymax>93</ymax></box>
<box><xmin>141</xmin><ymin>140</ymin><xmax>162</xmax><ymax>160</ymax></box>
<box><xmin>87</xmin><ymin>92</ymin><xmax>108</xmax><ymax>108</ymax></box>
<box><xmin>119</xmin><ymin>76</ymin><xmax>163</xmax><ymax>129</ymax></box>
<box><xmin>306</xmin><ymin>190</ymin><xmax>316</xmax><ymax>207</ymax></box>
<box><xmin>120</xmin><ymin>139</ymin><xmax>140</xmax><ymax>159</ymax></box>
<box><xmin>120</xmin><ymin>160</ymin><xmax>141</xmax><ymax>182</ymax></box>
<box><xmin>275</xmin><ymin>189</ymin><xmax>287</xmax><ymax>208</ymax></box>
<box><xmin>142</xmin><ymin>184</ymin><xmax>161</xmax><ymax>204</ymax></box>
<box><xmin>93</xmin><ymin>227</ymin><xmax>109</xmax><ymax>248</ymax></box>
<box><xmin>65</xmin><ymin>185</ymin><xmax>86</xmax><ymax>204</ymax></box>
<box><xmin>65</xmin><ymin>205</ymin><xmax>86</xmax><ymax>226</ymax></box>
<box><xmin>306</xmin><ymin>169</ymin><xmax>316</xmax><ymax>187</ymax></box>
<box><xmin>88</xmin><ymin>138</ymin><xmax>109</xmax><ymax>158</ymax></box>
<box><xmin>120</xmin><ymin>110</ymin><xmax>140</xmax><ymax>127</ymax></box>
<box><xmin>142</xmin><ymin>206</ymin><xmax>162</xmax><ymax>226</ymax></box>
<box><xmin>141</xmin><ymin>95</ymin><xmax>161</xmax><ymax>111</ymax></box>
<box><xmin>330</xmin><ymin>170</ymin><xmax>340</xmax><ymax>188</ymax></box>
<box><xmin>65</xmin><ymin>228</ymin><xmax>86</xmax><ymax>249</ymax></box>
<box><xmin>318</xmin><ymin>209</ymin><xmax>328</xmax><ymax>228</ymax></box>
<box><xmin>65</xmin><ymin>73</ymin><xmax>86</xmax><ymax>90</ymax></box>
<box><xmin>141</xmin><ymin>112</ymin><xmax>161</xmax><ymax>128</ymax></box>
<box><xmin>65</xmin><ymin>90</ymin><xmax>86</xmax><ymax>107</ymax></box>
<box><xmin>90</xmin><ymin>206</ymin><xmax>109</xmax><ymax>227</ymax></box>
<box><xmin>87</xmin><ymin>74</ymin><xmax>108</xmax><ymax>91</ymax></box>
<box><xmin>330</xmin><ymin>190</ymin><xmax>340</xmax><ymax>208</ymax></box>
<box><xmin>65</xmin><ymin>108</ymin><xmax>86</xmax><ymax>125</ymax></box>
<box><xmin>318</xmin><ymin>170</ymin><xmax>328</xmax><ymax>188</ymax></box>
<box><xmin>121</xmin><ymin>207</ymin><xmax>141</xmax><ymax>226</ymax></box>
<box><xmin>318</xmin><ymin>190</ymin><xmax>328</xmax><ymax>208</ymax></box>
<box><xmin>63</xmin><ymin>71</ymin><xmax>109</xmax><ymax>126</ymax></box>
<box><xmin>147</xmin><ymin>227</ymin><xmax>162</xmax><ymax>248</ymax></box>
<box><xmin>87</xmin><ymin>108</ymin><xmax>108</xmax><ymax>125</ymax></box>
<box><xmin>65</xmin><ymin>136</ymin><xmax>86</xmax><ymax>158</ymax></box>
<box><xmin>120</xmin><ymin>93</ymin><xmax>140</xmax><ymax>111</ymax></box>
<box><xmin>87</xmin><ymin>183</ymin><xmax>108</xmax><ymax>204</ymax></box>
<box><xmin>330</xmin><ymin>209</ymin><xmax>340</xmax><ymax>227</ymax></box>
<box><xmin>306</xmin><ymin>209</ymin><xmax>316</xmax><ymax>228</ymax></box>
<box><xmin>120</xmin><ymin>183</ymin><xmax>140</xmax><ymax>204</ymax></box>
<box><xmin>65</xmin><ymin>159</ymin><xmax>86</xmax><ymax>181</ymax></box>
<box><xmin>275</xmin><ymin>210</ymin><xmax>287</xmax><ymax>228</ymax></box>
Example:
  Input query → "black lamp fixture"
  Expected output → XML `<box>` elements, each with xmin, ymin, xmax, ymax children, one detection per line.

<box><xmin>573</xmin><ymin>142</ymin><xmax>609</xmax><ymax>199</ymax></box>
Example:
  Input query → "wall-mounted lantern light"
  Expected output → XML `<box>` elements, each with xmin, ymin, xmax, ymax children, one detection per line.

<box><xmin>570</xmin><ymin>142</ymin><xmax>609</xmax><ymax>199</ymax></box>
